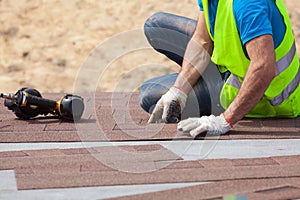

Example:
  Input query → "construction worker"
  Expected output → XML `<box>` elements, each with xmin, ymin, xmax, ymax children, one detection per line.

<box><xmin>139</xmin><ymin>0</ymin><xmax>300</xmax><ymax>137</ymax></box>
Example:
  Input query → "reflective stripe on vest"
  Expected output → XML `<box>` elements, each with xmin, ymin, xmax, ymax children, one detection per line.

<box><xmin>277</xmin><ymin>42</ymin><xmax>297</xmax><ymax>75</ymax></box>
<box><xmin>228</xmin><ymin>69</ymin><xmax>300</xmax><ymax>106</ymax></box>
<box><xmin>227</xmin><ymin>42</ymin><xmax>299</xmax><ymax>106</ymax></box>
<box><xmin>272</xmin><ymin>68</ymin><xmax>300</xmax><ymax>106</ymax></box>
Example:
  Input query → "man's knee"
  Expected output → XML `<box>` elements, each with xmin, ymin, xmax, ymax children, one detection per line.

<box><xmin>139</xmin><ymin>88</ymin><xmax>156</xmax><ymax>114</ymax></box>
<box><xmin>144</xmin><ymin>12</ymin><xmax>168</xmax><ymax>42</ymax></box>
<box><xmin>144</xmin><ymin>12</ymin><xmax>168</xmax><ymax>29</ymax></box>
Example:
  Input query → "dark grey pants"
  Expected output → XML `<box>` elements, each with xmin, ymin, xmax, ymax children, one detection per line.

<box><xmin>139</xmin><ymin>12</ymin><xmax>228</xmax><ymax>118</ymax></box>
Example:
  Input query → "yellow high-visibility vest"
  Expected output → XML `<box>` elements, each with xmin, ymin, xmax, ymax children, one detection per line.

<box><xmin>202</xmin><ymin>0</ymin><xmax>300</xmax><ymax>118</ymax></box>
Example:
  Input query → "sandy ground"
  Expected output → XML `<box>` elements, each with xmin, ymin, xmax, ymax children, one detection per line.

<box><xmin>0</xmin><ymin>0</ymin><xmax>299</xmax><ymax>94</ymax></box>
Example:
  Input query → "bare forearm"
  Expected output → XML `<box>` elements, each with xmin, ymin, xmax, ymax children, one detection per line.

<box><xmin>224</xmin><ymin>62</ymin><xmax>275</xmax><ymax>124</ymax></box>
<box><xmin>224</xmin><ymin>35</ymin><xmax>277</xmax><ymax>124</ymax></box>
<box><xmin>174</xmin><ymin>40</ymin><xmax>212</xmax><ymax>93</ymax></box>
<box><xmin>174</xmin><ymin>12</ymin><xmax>213</xmax><ymax>94</ymax></box>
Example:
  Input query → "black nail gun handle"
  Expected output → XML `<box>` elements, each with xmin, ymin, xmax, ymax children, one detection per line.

<box><xmin>18</xmin><ymin>90</ymin><xmax>57</xmax><ymax>109</ymax></box>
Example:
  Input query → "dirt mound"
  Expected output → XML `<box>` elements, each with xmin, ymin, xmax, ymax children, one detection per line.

<box><xmin>0</xmin><ymin>0</ymin><xmax>299</xmax><ymax>93</ymax></box>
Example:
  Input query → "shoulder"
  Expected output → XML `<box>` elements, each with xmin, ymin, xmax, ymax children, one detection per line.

<box><xmin>233</xmin><ymin>0</ymin><xmax>270</xmax><ymax>18</ymax></box>
<box><xmin>232</xmin><ymin>0</ymin><xmax>274</xmax><ymax>45</ymax></box>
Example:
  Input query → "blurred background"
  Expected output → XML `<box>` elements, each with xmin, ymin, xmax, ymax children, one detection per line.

<box><xmin>0</xmin><ymin>0</ymin><xmax>299</xmax><ymax>93</ymax></box>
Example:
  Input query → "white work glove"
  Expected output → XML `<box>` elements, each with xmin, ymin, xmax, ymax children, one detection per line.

<box><xmin>148</xmin><ymin>87</ymin><xmax>187</xmax><ymax>123</ymax></box>
<box><xmin>178</xmin><ymin>114</ymin><xmax>232</xmax><ymax>138</ymax></box>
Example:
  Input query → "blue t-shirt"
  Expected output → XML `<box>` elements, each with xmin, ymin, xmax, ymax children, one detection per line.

<box><xmin>198</xmin><ymin>0</ymin><xmax>285</xmax><ymax>49</ymax></box>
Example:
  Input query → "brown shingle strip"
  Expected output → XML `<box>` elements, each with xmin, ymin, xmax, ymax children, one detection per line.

<box><xmin>230</xmin><ymin>118</ymin><xmax>300</xmax><ymax>136</ymax></box>
<box><xmin>256</xmin><ymin>185</ymin><xmax>300</xmax><ymax>194</ymax></box>
<box><xmin>0</xmin><ymin>151</ymin><xmax>28</xmax><ymax>158</ymax></box>
<box><xmin>88</xmin><ymin>145</ymin><xmax>181</xmax><ymax>164</ymax></box>
<box><xmin>26</xmin><ymin>163</ymin><xmax>81</xmax><ymax>175</ymax></box>
<box><xmin>80</xmin><ymin>161</ymin><xmax>118</xmax><ymax>172</ymax></box>
<box><xmin>109</xmin><ymin>178</ymin><xmax>300</xmax><ymax>200</ymax></box>
<box><xmin>199</xmin><ymin>159</ymin><xmax>233</xmax><ymax>168</ymax></box>
<box><xmin>227</xmin><ymin>118</ymin><xmax>300</xmax><ymax>140</ymax></box>
<box><xmin>0</xmin><ymin>119</ymin><xmax>47</xmax><ymax>132</ymax></box>
<box><xmin>155</xmin><ymin>160</ymin><xmax>204</xmax><ymax>170</ymax></box>
<box><xmin>23</xmin><ymin>149</ymin><xmax>66</xmax><ymax>157</ymax></box>
<box><xmin>0</xmin><ymin>93</ymin><xmax>299</xmax><ymax>143</ymax></box>
<box><xmin>2</xmin><ymin>146</ymin><xmax>300</xmax><ymax>195</ymax></box>
<box><xmin>232</xmin><ymin>158</ymin><xmax>280</xmax><ymax>167</ymax></box>
<box><xmin>12</xmin><ymin>157</ymin><xmax>300</xmax><ymax>189</ymax></box>
<box><xmin>246</xmin><ymin>186</ymin><xmax>300</xmax><ymax>200</ymax></box>
<box><xmin>272</xmin><ymin>155</ymin><xmax>300</xmax><ymax>165</ymax></box>
<box><xmin>0</xmin><ymin>131</ymin><xmax>82</xmax><ymax>143</ymax></box>
<box><xmin>44</xmin><ymin>122</ymin><xmax>77</xmax><ymax>131</ymax></box>
<box><xmin>61</xmin><ymin>148</ymin><xmax>95</xmax><ymax>155</ymax></box>
<box><xmin>228</xmin><ymin>132</ymin><xmax>300</xmax><ymax>140</ymax></box>
<box><xmin>0</xmin><ymin>124</ymin><xmax>298</xmax><ymax>142</ymax></box>
<box><xmin>0</xmin><ymin>152</ymin><xmax>97</xmax><ymax>170</ymax></box>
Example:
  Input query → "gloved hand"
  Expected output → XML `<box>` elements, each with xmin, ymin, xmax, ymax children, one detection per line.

<box><xmin>148</xmin><ymin>86</ymin><xmax>187</xmax><ymax>123</ymax></box>
<box><xmin>178</xmin><ymin>114</ymin><xmax>232</xmax><ymax>137</ymax></box>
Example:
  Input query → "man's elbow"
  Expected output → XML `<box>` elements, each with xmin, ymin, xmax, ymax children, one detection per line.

<box><xmin>260</xmin><ymin>62</ymin><xmax>278</xmax><ymax>85</ymax></box>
